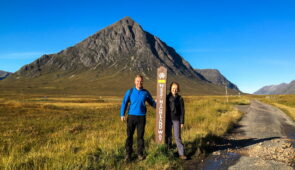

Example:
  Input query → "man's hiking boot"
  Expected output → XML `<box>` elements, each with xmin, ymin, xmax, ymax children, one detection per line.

<box><xmin>167</xmin><ymin>143</ymin><xmax>173</xmax><ymax>150</ymax></box>
<box><xmin>137</xmin><ymin>154</ymin><xmax>145</xmax><ymax>161</ymax></box>
<box><xmin>124</xmin><ymin>155</ymin><xmax>132</xmax><ymax>163</ymax></box>
<box><xmin>179</xmin><ymin>155</ymin><xmax>187</xmax><ymax>160</ymax></box>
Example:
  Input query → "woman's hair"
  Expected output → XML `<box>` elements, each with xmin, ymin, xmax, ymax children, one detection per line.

<box><xmin>169</xmin><ymin>82</ymin><xmax>180</xmax><ymax>92</ymax></box>
<box><xmin>135</xmin><ymin>74</ymin><xmax>143</xmax><ymax>80</ymax></box>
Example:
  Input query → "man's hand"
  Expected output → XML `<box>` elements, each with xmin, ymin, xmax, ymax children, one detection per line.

<box><xmin>181</xmin><ymin>124</ymin><xmax>184</xmax><ymax>128</ymax></box>
<box><xmin>121</xmin><ymin>116</ymin><xmax>126</xmax><ymax>121</ymax></box>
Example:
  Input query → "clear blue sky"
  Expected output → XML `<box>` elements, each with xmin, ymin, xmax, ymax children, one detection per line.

<box><xmin>1</xmin><ymin>0</ymin><xmax>295</xmax><ymax>93</ymax></box>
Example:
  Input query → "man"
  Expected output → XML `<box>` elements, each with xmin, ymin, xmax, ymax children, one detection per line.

<box><xmin>120</xmin><ymin>75</ymin><xmax>156</xmax><ymax>161</ymax></box>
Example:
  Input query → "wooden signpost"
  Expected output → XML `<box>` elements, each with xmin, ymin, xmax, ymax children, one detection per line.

<box><xmin>155</xmin><ymin>66</ymin><xmax>167</xmax><ymax>144</ymax></box>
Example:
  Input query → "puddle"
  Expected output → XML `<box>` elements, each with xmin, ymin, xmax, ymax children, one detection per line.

<box><xmin>195</xmin><ymin>151</ymin><xmax>241</xmax><ymax>170</ymax></box>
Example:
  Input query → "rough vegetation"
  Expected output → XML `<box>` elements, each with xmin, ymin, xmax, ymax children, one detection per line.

<box><xmin>0</xmin><ymin>95</ymin><xmax>246</xmax><ymax>169</ymax></box>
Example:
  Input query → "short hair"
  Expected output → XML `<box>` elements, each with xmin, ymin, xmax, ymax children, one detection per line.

<box><xmin>135</xmin><ymin>74</ymin><xmax>143</xmax><ymax>80</ymax></box>
<box><xmin>170</xmin><ymin>82</ymin><xmax>180</xmax><ymax>92</ymax></box>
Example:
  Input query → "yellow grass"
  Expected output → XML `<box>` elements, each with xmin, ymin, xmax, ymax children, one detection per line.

<box><xmin>0</xmin><ymin>95</ymin><xmax>248</xmax><ymax>169</ymax></box>
<box><xmin>36</xmin><ymin>102</ymin><xmax>119</xmax><ymax>108</ymax></box>
<box><xmin>272</xmin><ymin>103</ymin><xmax>295</xmax><ymax>121</ymax></box>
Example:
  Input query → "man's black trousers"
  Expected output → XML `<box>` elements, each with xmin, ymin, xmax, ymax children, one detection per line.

<box><xmin>125</xmin><ymin>115</ymin><xmax>146</xmax><ymax>156</ymax></box>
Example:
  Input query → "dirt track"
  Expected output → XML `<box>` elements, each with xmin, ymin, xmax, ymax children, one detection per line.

<box><xmin>185</xmin><ymin>100</ymin><xmax>295</xmax><ymax>170</ymax></box>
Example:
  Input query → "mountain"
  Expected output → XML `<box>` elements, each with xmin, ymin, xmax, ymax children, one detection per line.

<box><xmin>16</xmin><ymin>16</ymin><xmax>199</xmax><ymax>79</ymax></box>
<box><xmin>254</xmin><ymin>80</ymin><xmax>295</xmax><ymax>95</ymax></box>
<box><xmin>0</xmin><ymin>70</ymin><xmax>11</xmax><ymax>80</ymax></box>
<box><xmin>0</xmin><ymin>17</ymin><xmax>240</xmax><ymax>96</ymax></box>
<box><xmin>194</xmin><ymin>69</ymin><xmax>239</xmax><ymax>91</ymax></box>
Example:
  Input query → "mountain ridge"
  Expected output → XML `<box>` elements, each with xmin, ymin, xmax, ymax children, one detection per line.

<box><xmin>17</xmin><ymin>17</ymin><xmax>200</xmax><ymax>79</ymax></box>
<box><xmin>254</xmin><ymin>80</ymin><xmax>295</xmax><ymax>95</ymax></box>
<box><xmin>0</xmin><ymin>70</ymin><xmax>12</xmax><ymax>80</ymax></box>
<box><xmin>194</xmin><ymin>69</ymin><xmax>239</xmax><ymax>91</ymax></box>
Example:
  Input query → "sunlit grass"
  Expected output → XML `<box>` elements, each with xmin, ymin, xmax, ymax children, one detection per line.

<box><xmin>0</xmin><ymin>95</ymin><xmax>248</xmax><ymax>169</ymax></box>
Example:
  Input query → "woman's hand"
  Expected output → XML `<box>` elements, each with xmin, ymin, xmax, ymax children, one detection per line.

<box><xmin>181</xmin><ymin>124</ymin><xmax>184</xmax><ymax>128</ymax></box>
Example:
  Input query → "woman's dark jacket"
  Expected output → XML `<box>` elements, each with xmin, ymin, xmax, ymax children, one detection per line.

<box><xmin>166</xmin><ymin>93</ymin><xmax>185</xmax><ymax>124</ymax></box>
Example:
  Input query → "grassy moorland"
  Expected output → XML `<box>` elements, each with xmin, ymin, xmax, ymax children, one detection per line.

<box><xmin>252</xmin><ymin>94</ymin><xmax>295</xmax><ymax>121</ymax></box>
<box><xmin>0</xmin><ymin>95</ymin><xmax>248</xmax><ymax>169</ymax></box>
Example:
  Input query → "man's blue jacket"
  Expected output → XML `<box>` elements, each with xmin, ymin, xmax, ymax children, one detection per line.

<box><xmin>120</xmin><ymin>87</ymin><xmax>156</xmax><ymax>116</ymax></box>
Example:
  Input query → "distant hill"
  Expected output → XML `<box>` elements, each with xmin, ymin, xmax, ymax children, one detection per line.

<box><xmin>254</xmin><ymin>80</ymin><xmax>295</xmax><ymax>95</ymax></box>
<box><xmin>0</xmin><ymin>70</ymin><xmax>11</xmax><ymax>80</ymax></box>
<box><xmin>0</xmin><ymin>17</ymin><xmax>240</xmax><ymax>96</ymax></box>
<box><xmin>194</xmin><ymin>69</ymin><xmax>239</xmax><ymax>91</ymax></box>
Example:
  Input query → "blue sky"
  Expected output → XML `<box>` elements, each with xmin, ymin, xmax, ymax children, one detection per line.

<box><xmin>1</xmin><ymin>0</ymin><xmax>295</xmax><ymax>93</ymax></box>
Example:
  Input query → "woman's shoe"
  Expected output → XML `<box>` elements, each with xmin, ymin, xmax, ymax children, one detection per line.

<box><xmin>138</xmin><ymin>154</ymin><xmax>145</xmax><ymax>161</ymax></box>
<box><xmin>179</xmin><ymin>155</ymin><xmax>187</xmax><ymax>160</ymax></box>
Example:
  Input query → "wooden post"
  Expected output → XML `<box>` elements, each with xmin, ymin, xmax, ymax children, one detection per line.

<box><xmin>225</xmin><ymin>85</ymin><xmax>228</xmax><ymax>103</ymax></box>
<box><xmin>155</xmin><ymin>66</ymin><xmax>167</xmax><ymax>144</ymax></box>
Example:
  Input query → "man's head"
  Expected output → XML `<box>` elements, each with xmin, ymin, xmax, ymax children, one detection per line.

<box><xmin>134</xmin><ymin>75</ymin><xmax>143</xmax><ymax>90</ymax></box>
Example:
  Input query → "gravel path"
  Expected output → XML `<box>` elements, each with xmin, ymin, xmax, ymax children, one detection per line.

<box><xmin>185</xmin><ymin>100</ymin><xmax>295</xmax><ymax>170</ymax></box>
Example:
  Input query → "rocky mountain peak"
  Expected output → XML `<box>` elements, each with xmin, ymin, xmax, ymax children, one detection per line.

<box><xmin>17</xmin><ymin>17</ymin><xmax>201</xmax><ymax>80</ymax></box>
<box><xmin>119</xmin><ymin>16</ymin><xmax>137</xmax><ymax>26</ymax></box>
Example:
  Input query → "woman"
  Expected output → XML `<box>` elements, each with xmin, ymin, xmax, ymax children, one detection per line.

<box><xmin>165</xmin><ymin>82</ymin><xmax>187</xmax><ymax>160</ymax></box>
